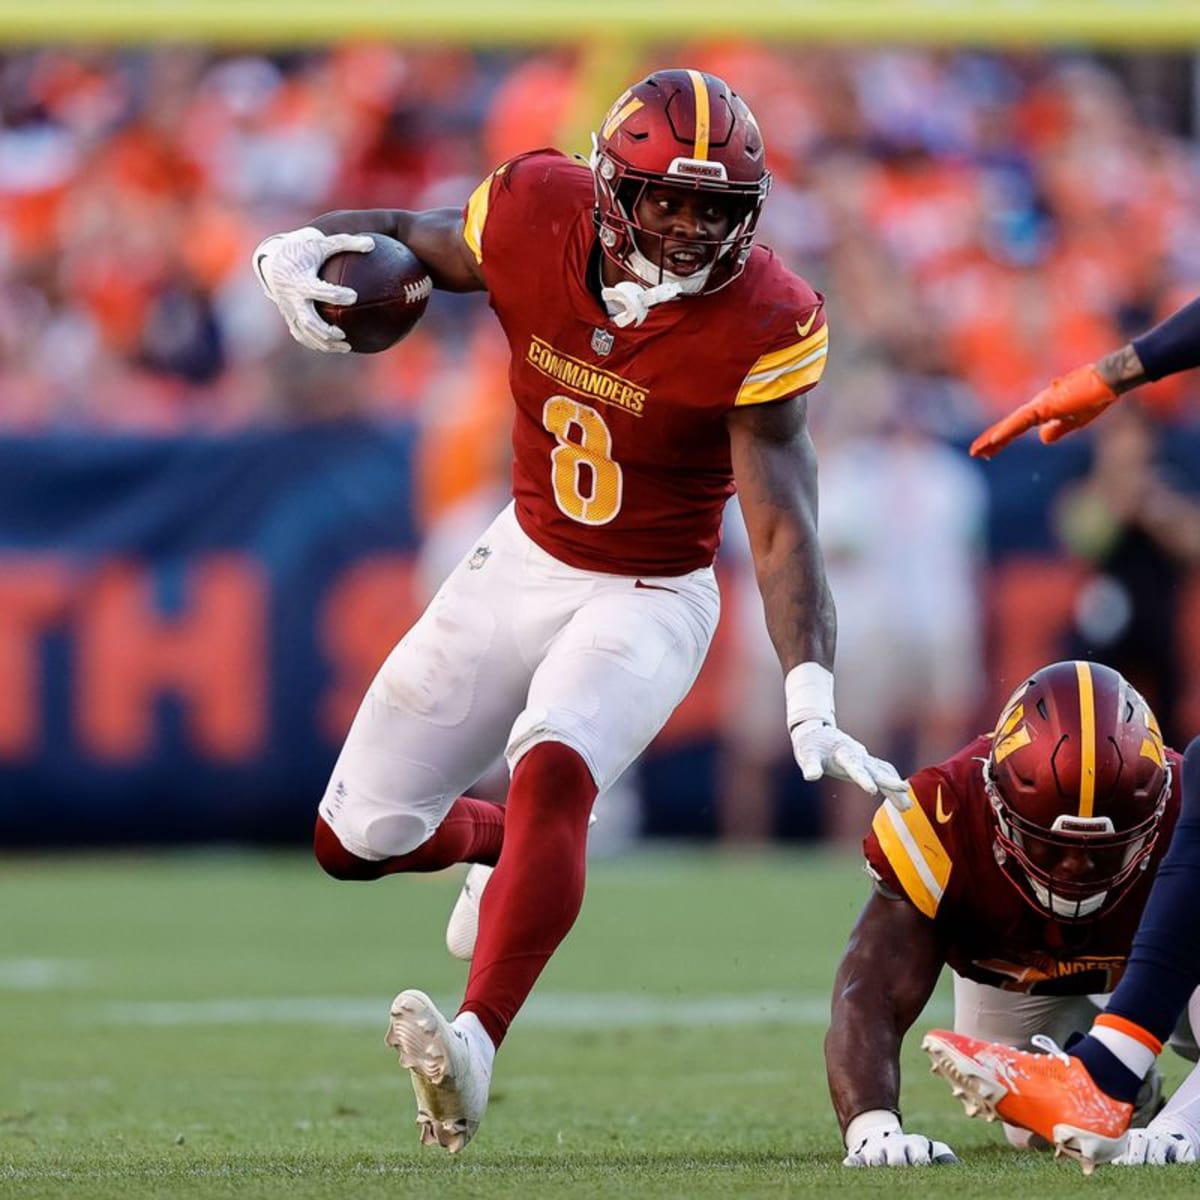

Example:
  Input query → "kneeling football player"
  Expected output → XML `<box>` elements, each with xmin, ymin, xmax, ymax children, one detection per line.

<box><xmin>826</xmin><ymin>660</ymin><xmax>1200</xmax><ymax>1166</ymax></box>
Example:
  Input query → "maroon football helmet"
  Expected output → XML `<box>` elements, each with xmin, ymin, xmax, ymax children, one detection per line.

<box><xmin>591</xmin><ymin>69</ymin><xmax>770</xmax><ymax>293</ymax></box>
<box><xmin>983</xmin><ymin>660</ymin><xmax>1170</xmax><ymax>922</ymax></box>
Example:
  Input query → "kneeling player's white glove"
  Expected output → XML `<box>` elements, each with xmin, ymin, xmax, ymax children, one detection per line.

<box><xmin>842</xmin><ymin>1110</ymin><xmax>958</xmax><ymax>1167</ymax></box>
<box><xmin>1113</xmin><ymin>1124</ymin><xmax>1198</xmax><ymax>1165</ymax></box>
<box><xmin>252</xmin><ymin>226</ymin><xmax>375</xmax><ymax>353</ymax></box>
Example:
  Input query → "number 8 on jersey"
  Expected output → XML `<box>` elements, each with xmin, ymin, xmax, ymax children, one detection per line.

<box><xmin>543</xmin><ymin>396</ymin><xmax>623</xmax><ymax>526</ymax></box>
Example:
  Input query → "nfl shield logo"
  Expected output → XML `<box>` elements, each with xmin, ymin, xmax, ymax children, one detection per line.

<box><xmin>591</xmin><ymin>327</ymin><xmax>614</xmax><ymax>356</ymax></box>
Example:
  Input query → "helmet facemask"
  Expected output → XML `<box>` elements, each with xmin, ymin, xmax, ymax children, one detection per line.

<box><xmin>590</xmin><ymin>70</ymin><xmax>771</xmax><ymax>296</ymax></box>
<box><xmin>985</xmin><ymin>764</ymin><xmax>1167</xmax><ymax>921</ymax></box>
<box><xmin>592</xmin><ymin>143</ymin><xmax>767</xmax><ymax>294</ymax></box>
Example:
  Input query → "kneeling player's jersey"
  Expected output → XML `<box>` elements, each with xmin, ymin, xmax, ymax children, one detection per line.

<box><xmin>863</xmin><ymin>735</ymin><xmax>1181</xmax><ymax>995</ymax></box>
<box><xmin>461</xmin><ymin>150</ymin><xmax>828</xmax><ymax>576</ymax></box>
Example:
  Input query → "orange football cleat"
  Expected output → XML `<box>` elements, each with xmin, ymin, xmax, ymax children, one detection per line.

<box><xmin>921</xmin><ymin>1030</ymin><xmax>1133</xmax><ymax>1174</ymax></box>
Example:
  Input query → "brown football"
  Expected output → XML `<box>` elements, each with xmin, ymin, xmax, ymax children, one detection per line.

<box><xmin>316</xmin><ymin>233</ymin><xmax>432</xmax><ymax>353</ymax></box>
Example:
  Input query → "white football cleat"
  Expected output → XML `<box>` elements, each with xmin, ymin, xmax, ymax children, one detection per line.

<box><xmin>384</xmin><ymin>989</ymin><xmax>491</xmax><ymax>1153</ymax></box>
<box><xmin>446</xmin><ymin>864</ymin><xmax>492</xmax><ymax>962</ymax></box>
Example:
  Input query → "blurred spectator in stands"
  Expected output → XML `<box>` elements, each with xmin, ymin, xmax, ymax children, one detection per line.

<box><xmin>1054</xmin><ymin>404</ymin><xmax>1200</xmax><ymax>747</ymax></box>
<box><xmin>4</xmin><ymin>46</ymin><xmax>1200</xmax><ymax>435</ymax></box>
<box><xmin>816</xmin><ymin>369</ymin><xmax>989</xmax><ymax>846</ymax></box>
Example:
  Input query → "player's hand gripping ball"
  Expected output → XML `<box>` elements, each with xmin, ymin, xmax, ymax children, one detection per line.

<box><xmin>316</xmin><ymin>233</ymin><xmax>432</xmax><ymax>353</ymax></box>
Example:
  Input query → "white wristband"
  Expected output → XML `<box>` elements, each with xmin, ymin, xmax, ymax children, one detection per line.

<box><xmin>785</xmin><ymin>662</ymin><xmax>835</xmax><ymax>730</ymax></box>
<box><xmin>844</xmin><ymin>1109</ymin><xmax>902</xmax><ymax>1152</ymax></box>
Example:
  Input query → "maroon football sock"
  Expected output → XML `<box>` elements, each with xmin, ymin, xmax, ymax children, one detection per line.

<box><xmin>313</xmin><ymin>797</ymin><xmax>506</xmax><ymax>881</ymax></box>
<box><xmin>459</xmin><ymin>741</ymin><xmax>597</xmax><ymax>1047</ymax></box>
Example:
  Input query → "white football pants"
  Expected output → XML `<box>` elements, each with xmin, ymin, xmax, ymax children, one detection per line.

<box><xmin>318</xmin><ymin>503</ymin><xmax>720</xmax><ymax>861</ymax></box>
<box><xmin>952</xmin><ymin>973</ymin><xmax>1199</xmax><ymax>1060</ymax></box>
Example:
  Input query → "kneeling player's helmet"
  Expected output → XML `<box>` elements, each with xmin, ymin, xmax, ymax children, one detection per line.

<box><xmin>591</xmin><ymin>69</ymin><xmax>770</xmax><ymax>294</ymax></box>
<box><xmin>984</xmin><ymin>661</ymin><xmax>1170</xmax><ymax>921</ymax></box>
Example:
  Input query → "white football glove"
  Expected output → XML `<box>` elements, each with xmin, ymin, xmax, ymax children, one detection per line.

<box><xmin>842</xmin><ymin>1110</ymin><xmax>958</xmax><ymax>1167</ymax></box>
<box><xmin>784</xmin><ymin>663</ymin><xmax>909</xmax><ymax>807</ymax></box>
<box><xmin>791</xmin><ymin>720</ymin><xmax>910</xmax><ymax>806</ymax></box>
<box><xmin>252</xmin><ymin>226</ymin><xmax>375</xmax><ymax>353</ymax></box>
<box><xmin>1112</xmin><ymin>1125</ymin><xmax>1198</xmax><ymax>1166</ymax></box>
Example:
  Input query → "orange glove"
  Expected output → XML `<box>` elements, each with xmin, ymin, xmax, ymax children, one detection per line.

<box><xmin>969</xmin><ymin>364</ymin><xmax>1119</xmax><ymax>459</ymax></box>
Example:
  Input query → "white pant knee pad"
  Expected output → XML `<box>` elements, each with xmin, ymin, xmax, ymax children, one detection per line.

<box><xmin>318</xmin><ymin>752</ymin><xmax>451</xmax><ymax>861</ymax></box>
<box><xmin>319</xmin><ymin>801</ymin><xmax>435</xmax><ymax>862</ymax></box>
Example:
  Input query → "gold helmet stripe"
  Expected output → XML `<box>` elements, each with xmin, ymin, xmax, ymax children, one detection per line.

<box><xmin>1076</xmin><ymin>660</ymin><xmax>1097</xmax><ymax>817</ymax></box>
<box><xmin>685</xmin><ymin>69</ymin><xmax>711</xmax><ymax>160</ymax></box>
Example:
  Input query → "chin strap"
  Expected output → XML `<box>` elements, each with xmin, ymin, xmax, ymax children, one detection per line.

<box><xmin>600</xmin><ymin>279</ymin><xmax>682</xmax><ymax>328</ymax></box>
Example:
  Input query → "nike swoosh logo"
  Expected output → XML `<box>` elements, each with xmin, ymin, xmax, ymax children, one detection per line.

<box><xmin>796</xmin><ymin>311</ymin><xmax>819</xmax><ymax>338</ymax></box>
<box><xmin>935</xmin><ymin>785</ymin><xmax>953</xmax><ymax>824</ymax></box>
<box><xmin>634</xmin><ymin>580</ymin><xmax>678</xmax><ymax>594</ymax></box>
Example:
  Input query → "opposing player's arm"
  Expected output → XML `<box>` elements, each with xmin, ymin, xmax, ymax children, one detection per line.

<box><xmin>826</xmin><ymin>889</ymin><xmax>945</xmax><ymax>1134</ymax></box>
<box><xmin>970</xmin><ymin>295</ymin><xmax>1200</xmax><ymax>458</ymax></box>
<box><xmin>311</xmin><ymin>208</ymin><xmax>485</xmax><ymax>293</ymax></box>
<box><xmin>1131</xmin><ymin>295</ymin><xmax>1200</xmax><ymax>383</ymax></box>
<box><xmin>727</xmin><ymin>395</ymin><xmax>833</xmax><ymax>670</ymax></box>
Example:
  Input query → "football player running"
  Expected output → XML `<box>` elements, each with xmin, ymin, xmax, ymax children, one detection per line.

<box><xmin>253</xmin><ymin>69</ymin><xmax>907</xmax><ymax>1154</ymax></box>
<box><xmin>828</xmin><ymin>661</ymin><xmax>1200</xmax><ymax>1167</ymax></box>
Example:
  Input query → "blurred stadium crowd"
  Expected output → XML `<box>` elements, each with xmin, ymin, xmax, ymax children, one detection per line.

<box><xmin>6</xmin><ymin>44</ymin><xmax>1200</xmax><ymax>434</ymax></box>
<box><xmin>5</xmin><ymin>42</ymin><xmax>1200</xmax><ymax>842</ymax></box>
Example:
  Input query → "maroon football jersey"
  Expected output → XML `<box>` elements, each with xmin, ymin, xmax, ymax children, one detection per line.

<box><xmin>864</xmin><ymin>735</ymin><xmax>1181</xmax><ymax>995</ymax></box>
<box><xmin>461</xmin><ymin>151</ymin><xmax>828</xmax><ymax>576</ymax></box>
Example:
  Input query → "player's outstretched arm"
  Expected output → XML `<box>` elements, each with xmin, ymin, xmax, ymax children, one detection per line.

<box><xmin>970</xmin><ymin>294</ymin><xmax>1200</xmax><ymax>458</ymax></box>
<box><xmin>968</xmin><ymin>363</ymin><xmax>1123</xmax><ymax>459</ymax></box>
<box><xmin>728</xmin><ymin>398</ymin><xmax>907</xmax><ymax>803</ymax></box>
<box><xmin>253</xmin><ymin>208</ymin><xmax>485</xmax><ymax>353</ymax></box>
<box><xmin>826</xmin><ymin>891</ymin><xmax>956</xmax><ymax>1166</ymax></box>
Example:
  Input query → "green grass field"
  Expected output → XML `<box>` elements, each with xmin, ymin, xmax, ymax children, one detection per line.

<box><xmin>0</xmin><ymin>849</ymin><xmax>1194</xmax><ymax>1198</ymax></box>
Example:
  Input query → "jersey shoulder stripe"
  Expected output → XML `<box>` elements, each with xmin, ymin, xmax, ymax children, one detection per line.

<box><xmin>462</xmin><ymin>164</ymin><xmax>508</xmax><ymax>265</ymax></box>
<box><xmin>735</xmin><ymin>322</ymin><xmax>828</xmax><ymax>406</ymax></box>
<box><xmin>870</xmin><ymin>789</ymin><xmax>952</xmax><ymax>918</ymax></box>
